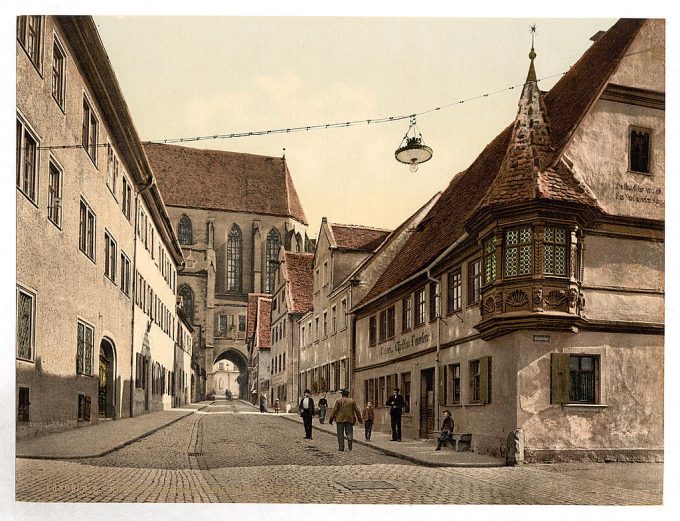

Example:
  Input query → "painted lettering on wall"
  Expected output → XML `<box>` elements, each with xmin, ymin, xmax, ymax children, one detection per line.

<box><xmin>380</xmin><ymin>332</ymin><xmax>431</xmax><ymax>355</ymax></box>
<box><xmin>614</xmin><ymin>182</ymin><xmax>664</xmax><ymax>206</ymax></box>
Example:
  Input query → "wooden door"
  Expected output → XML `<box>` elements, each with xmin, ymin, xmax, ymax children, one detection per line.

<box><xmin>420</xmin><ymin>368</ymin><xmax>435</xmax><ymax>438</ymax></box>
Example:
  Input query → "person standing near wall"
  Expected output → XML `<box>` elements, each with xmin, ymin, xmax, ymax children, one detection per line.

<box><xmin>386</xmin><ymin>388</ymin><xmax>405</xmax><ymax>441</ymax></box>
<box><xmin>299</xmin><ymin>389</ymin><xmax>315</xmax><ymax>439</ymax></box>
<box><xmin>361</xmin><ymin>401</ymin><xmax>375</xmax><ymax>441</ymax></box>
<box><xmin>318</xmin><ymin>393</ymin><xmax>328</xmax><ymax>423</ymax></box>
<box><xmin>329</xmin><ymin>389</ymin><xmax>363</xmax><ymax>451</ymax></box>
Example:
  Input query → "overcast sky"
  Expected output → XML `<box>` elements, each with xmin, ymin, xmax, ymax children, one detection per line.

<box><xmin>94</xmin><ymin>16</ymin><xmax>617</xmax><ymax>236</ymax></box>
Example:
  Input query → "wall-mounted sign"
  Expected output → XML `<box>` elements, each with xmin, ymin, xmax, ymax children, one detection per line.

<box><xmin>381</xmin><ymin>332</ymin><xmax>430</xmax><ymax>355</ymax></box>
<box><xmin>533</xmin><ymin>334</ymin><xmax>550</xmax><ymax>343</ymax></box>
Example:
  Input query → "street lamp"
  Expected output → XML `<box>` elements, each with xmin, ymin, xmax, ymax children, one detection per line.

<box><xmin>395</xmin><ymin>116</ymin><xmax>433</xmax><ymax>172</ymax></box>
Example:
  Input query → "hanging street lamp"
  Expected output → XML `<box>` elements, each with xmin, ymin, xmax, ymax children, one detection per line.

<box><xmin>395</xmin><ymin>115</ymin><xmax>433</xmax><ymax>172</ymax></box>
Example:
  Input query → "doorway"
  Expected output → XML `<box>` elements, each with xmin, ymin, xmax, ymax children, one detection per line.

<box><xmin>420</xmin><ymin>367</ymin><xmax>435</xmax><ymax>438</ymax></box>
<box><xmin>98</xmin><ymin>338</ymin><xmax>115</xmax><ymax>419</ymax></box>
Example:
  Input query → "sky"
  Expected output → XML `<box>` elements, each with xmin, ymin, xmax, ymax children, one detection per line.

<box><xmin>93</xmin><ymin>16</ymin><xmax>618</xmax><ymax>236</ymax></box>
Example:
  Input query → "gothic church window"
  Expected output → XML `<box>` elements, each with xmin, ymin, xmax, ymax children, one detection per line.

<box><xmin>227</xmin><ymin>224</ymin><xmax>242</xmax><ymax>292</ymax></box>
<box><xmin>177</xmin><ymin>215</ymin><xmax>193</xmax><ymax>245</ymax></box>
<box><xmin>264</xmin><ymin>228</ymin><xmax>280</xmax><ymax>294</ymax></box>
<box><xmin>178</xmin><ymin>285</ymin><xmax>194</xmax><ymax>324</ymax></box>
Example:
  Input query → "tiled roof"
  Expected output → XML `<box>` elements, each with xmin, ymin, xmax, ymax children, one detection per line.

<box><xmin>358</xmin><ymin>18</ymin><xmax>644</xmax><ymax>307</ymax></box>
<box><xmin>143</xmin><ymin>143</ymin><xmax>307</xmax><ymax>224</ymax></box>
<box><xmin>247</xmin><ymin>293</ymin><xmax>270</xmax><ymax>341</ymax></box>
<box><xmin>256</xmin><ymin>297</ymin><xmax>272</xmax><ymax>349</ymax></box>
<box><xmin>283</xmin><ymin>252</ymin><xmax>314</xmax><ymax>314</ymax></box>
<box><xmin>329</xmin><ymin>224</ymin><xmax>391</xmax><ymax>252</ymax></box>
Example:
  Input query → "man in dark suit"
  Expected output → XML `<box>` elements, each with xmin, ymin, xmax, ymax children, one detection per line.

<box><xmin>299</xmin><ymin>389</ymin><xmax>315</xmax><ymax>439</ymax></box>
<box><xmin>386</xmin><ymin>387</ymin><xmax>406</xmax><ymax>441</ymax></box>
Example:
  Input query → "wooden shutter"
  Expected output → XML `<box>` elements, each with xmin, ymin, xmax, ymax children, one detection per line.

<box><xmin>479</xmin><ymin>356</ymin><xmax>490</xmax><ymax>404</ymax></box>
<box><xmin>551</xmin><ymin>353</ymin><xmax>570</xmax><ymax>404</ymax></box>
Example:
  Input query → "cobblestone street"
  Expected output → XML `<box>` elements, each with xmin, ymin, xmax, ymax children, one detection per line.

<box><xmin>16</xmin><ymin>401</ymin><xmax>663</xmax><ymax>505</ymax></box>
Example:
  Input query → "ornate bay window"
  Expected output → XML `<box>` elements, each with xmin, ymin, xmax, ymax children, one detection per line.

<box><xmin>504</xmin><ymin>226</ymin><xmax>532</xmax><ymax>277</ymax></box>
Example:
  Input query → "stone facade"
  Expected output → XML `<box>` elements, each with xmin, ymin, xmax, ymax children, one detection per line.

<box><xmin>352</xmin><ymin>19</ymin><xmax>664</xmax><ymax>462</ymax></box>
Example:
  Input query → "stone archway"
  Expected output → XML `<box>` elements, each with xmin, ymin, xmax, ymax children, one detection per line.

<box><xmin>98</xmin><ymin>338</ymin><xmax>116</xmax><ymax>419</ymax></box>
<box><xmin>213</xmin><ymin>349</ymin><xmax>249</xmax><ymax>400</ymax></box>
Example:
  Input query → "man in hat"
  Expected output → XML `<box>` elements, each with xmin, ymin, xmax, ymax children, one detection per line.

<box><xmin>329</xmin><ymin>388</ymin><xmax>363</xmax><ymax>451</ymax></box>
<box><xmin>298</xmin><ymin>389</ymin><xmax>315</xmax><ymax>439</ymax></box>
<box><xmin>386</xmin><ymin>388</ymin><xmax>406</xmax><ymax>441</ymax></box>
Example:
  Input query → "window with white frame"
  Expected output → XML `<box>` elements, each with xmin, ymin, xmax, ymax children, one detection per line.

<box><xmin>47</xmin><ymin>159</ymin><xmax>62</xmax><ymax>227</ymax></box>
<box><xmin>16</xmin><ymin>117</ymin><xmax>39</xmax><ymax>203</ymax></box>
<box><xmin>447</xmin><ymin>270</ymin><xmax>462</xmax><ymax>314</ymax></box>
<box><xmin>79</xmin><ymin>198</ymin><xmax>96</xmax><ymax>261</ymax></box>
<box><xmin>122</xmin><ymin>176</ymin><xmax>132</xmax><ymax>221</ymax></box>
<box><xmin>16</xmin><ymin>286</ymin><xmax>35</xmax><ymax>361</ymax></box>
<box><xmin>106</xmin><ymin>145</ymin><xmax>119</xmax><ymax>197</ymax></box>
<box><xmin>76</xmin><ymin>320</ymin><xmax>94</xmax><ymax>375</ymax></box>
<box><xmin>331</xmin><ymin>305</ymin><xmax>337</xmax><ymax>333</ymax></box>
<box><xmin>341</xmin><ymin>298</ymin><xmax>348</xmax><ymax>328</ymax></box>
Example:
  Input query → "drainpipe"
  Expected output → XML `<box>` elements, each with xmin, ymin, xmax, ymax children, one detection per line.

<box><xmin>426</xmin><ymin>268</ymin><xmax>441</xmax><ymax>433</ymax></box>
<box><xmin>129</xmin><ymin>177</ymin><xmax>155</xmax><ymax>418</ymax></box>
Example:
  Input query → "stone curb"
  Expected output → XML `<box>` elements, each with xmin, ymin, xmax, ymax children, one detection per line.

<box><xmin>277</xmin><ymin>413</ymin><xmax>504</xmax><ymax>468</ymax></box>
<box><xmin>17</xmin><ymin>405</ymin><xmax>209</xmax><ymax>461</ymax></box>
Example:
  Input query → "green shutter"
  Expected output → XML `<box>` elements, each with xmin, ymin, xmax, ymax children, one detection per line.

<box><xmin>551</xmin><ymin>353</ymin><xmax>570</xmax><ymax>404</ymax></box>
<box><xmin>479</xmin><ymin>356</ymin><xmax>489</xmax><ymax>404</ymax></box>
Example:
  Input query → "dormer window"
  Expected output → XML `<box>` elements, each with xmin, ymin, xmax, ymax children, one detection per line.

<box><xmin>504</xmin><ymin>226</ymin><xmax>532</xmax><ymax>277</ymax></box>
<box><xmin>629</xmin><ymin>127</ymin><xmax>651</xmax><ymax>174</ymax></box>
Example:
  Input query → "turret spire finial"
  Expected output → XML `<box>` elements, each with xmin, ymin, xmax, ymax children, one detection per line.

<box><xmin>527</xmin><ymin>24</ymin><xmax>538</xmax><ymax>82</ymax></box>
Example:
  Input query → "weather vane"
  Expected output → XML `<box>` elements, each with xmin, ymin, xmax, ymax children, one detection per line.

<box><xmin>529</xmin><ymin>23</ymin><xmax>538</xmax><ymax>49</ymax></box>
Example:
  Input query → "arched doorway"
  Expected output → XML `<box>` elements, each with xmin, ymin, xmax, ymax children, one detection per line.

<box><xmin>98</xmin><ymin>338</ymin><xmax>116</xmax><ymax>419</ymax></box>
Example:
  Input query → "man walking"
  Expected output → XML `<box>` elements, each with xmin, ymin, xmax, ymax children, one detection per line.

<box><xmin>299</xmin><ymin>389</ymin><xmax>315</xmax><ymax>439</ymax></box>
<box><xmin>386</xmin><ymin>388</ymin><xmax>406</xmax><ymax>441</ymax></box>
<box><xmin>329</xmin><ymin>389</ymin><xmax>363</xmax><ymax>451</ymax></box>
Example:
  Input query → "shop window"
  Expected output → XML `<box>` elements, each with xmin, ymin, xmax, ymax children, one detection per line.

<box><xmin>630</xmin><ymin>128</ymin><xmax>651</xmax><ymax>174</ymax></box>
<box><xmin>504</xmin><ymin>226</ymin><xmax>532</xmax><ymax>277</ymax></box>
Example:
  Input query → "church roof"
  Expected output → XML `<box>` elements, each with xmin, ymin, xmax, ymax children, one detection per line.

<box><xmin>143</xmin><ymin>143</ymin><xmax>308</xmax><ymax>225</ymax></box>
<box><xmin>358</xmin><ymin>18</ymin><xmax>645</xmax><ymax>308</ymax></box>
<box><xmin>283</xmin><ymin>252</ymin><xmax>314</xmax><ymax>314</ymax></box>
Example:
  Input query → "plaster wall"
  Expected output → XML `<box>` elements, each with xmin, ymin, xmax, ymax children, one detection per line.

<box><xmin>16</xmin><ymin>17</ymin><xmax>136</xmax><ymax>436</ymax></box>
<box><xmin>515</xmin><ymin>330</ymin><xmax>663</xmax><ymax>459</ymax></box>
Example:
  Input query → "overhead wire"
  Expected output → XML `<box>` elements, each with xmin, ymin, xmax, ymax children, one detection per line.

<box><xmin>35</xmin><ymin>71</ymin><xmax>567</xmax><ymax>151</ymax></box>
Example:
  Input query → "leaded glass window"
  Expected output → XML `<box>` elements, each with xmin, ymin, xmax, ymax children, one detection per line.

<box><xmin>544</xmin><ymin>226</ymin><xmax>568</xmax><ymax>276</ymax></box>
<box><xmin>227</xmin><ymin>225</ymin><xmax>242</xmax><ymax>292</ymax></box>
<box><xmin>483</xmin><ymin>236</ymin><xmax>496</xmax><ymax>285</ymax></box>
<box><xmin>77</xmin><ymin>320</ymin><xmax>94</xmax><ymax>375</ymax></box>
<box><xmin>17</xmin><ymin>288</ymin><xmax>35</xmax><ymax>360</ymax></box>
<box><xmin>504</xmin><ymin>226</ymin><xmax>532</xmax><ymax>277</ymax></box>
<box><xmin>177</xmin><ymin>215</ymin><xmax>193</xmax><ymax>245</ymax></box>
<box><xmin>264</xmin><ymin>228</ymin><xmax>280</xmax><ymax>294</ymax></box>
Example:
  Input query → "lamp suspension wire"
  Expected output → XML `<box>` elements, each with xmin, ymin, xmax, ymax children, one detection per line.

<box><xmin>34</xmin><ymin>71</ymin><xmax>567</xmax><ymax>151</ymax></box>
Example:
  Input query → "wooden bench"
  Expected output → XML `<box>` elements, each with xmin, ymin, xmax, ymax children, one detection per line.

<box><xmin>432</xmin><ymin>431</ymin><xmax>472</xmax><ymax>452</ymax></box>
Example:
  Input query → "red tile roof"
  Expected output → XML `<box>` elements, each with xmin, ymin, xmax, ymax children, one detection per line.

<box><xmin>283</xmin><ymin>252</ymin><xmax>314</xmax><ymax>314</ymax></box>
<box><xmin>256</xmin><ymin>297</ymin><xmax>272</xmax><ymax>349</ymax></box>
<box><xmin>247</xmin><ymin>293</ymin><xmax>270</xmax><ymax>341</ymax></box>
<box><xmin>143</xmin><ymin>143</ymin><xmax>307</xmax><ymax>224</ymax></box>
<box><xmin>329</xmin><ymin>224</ymin><xmax>391</xmax><ymax>252</ymax></box>
<box><xmin>358</xmin><ymin>18</ymin><xmax>645</xmax><ymax>307</ymax></box>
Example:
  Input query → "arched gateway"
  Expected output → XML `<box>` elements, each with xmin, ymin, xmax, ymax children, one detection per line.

<box><xmin>211</xmin><ymin>348</ymin><xmax>249</xmax><ymax>400</ymax></box>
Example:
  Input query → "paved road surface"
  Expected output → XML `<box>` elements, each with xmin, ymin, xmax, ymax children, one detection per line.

<box><xmin>16</xmin><ymin>400</ymin><xmax>663</xmax><ymax>504</ymax></box>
